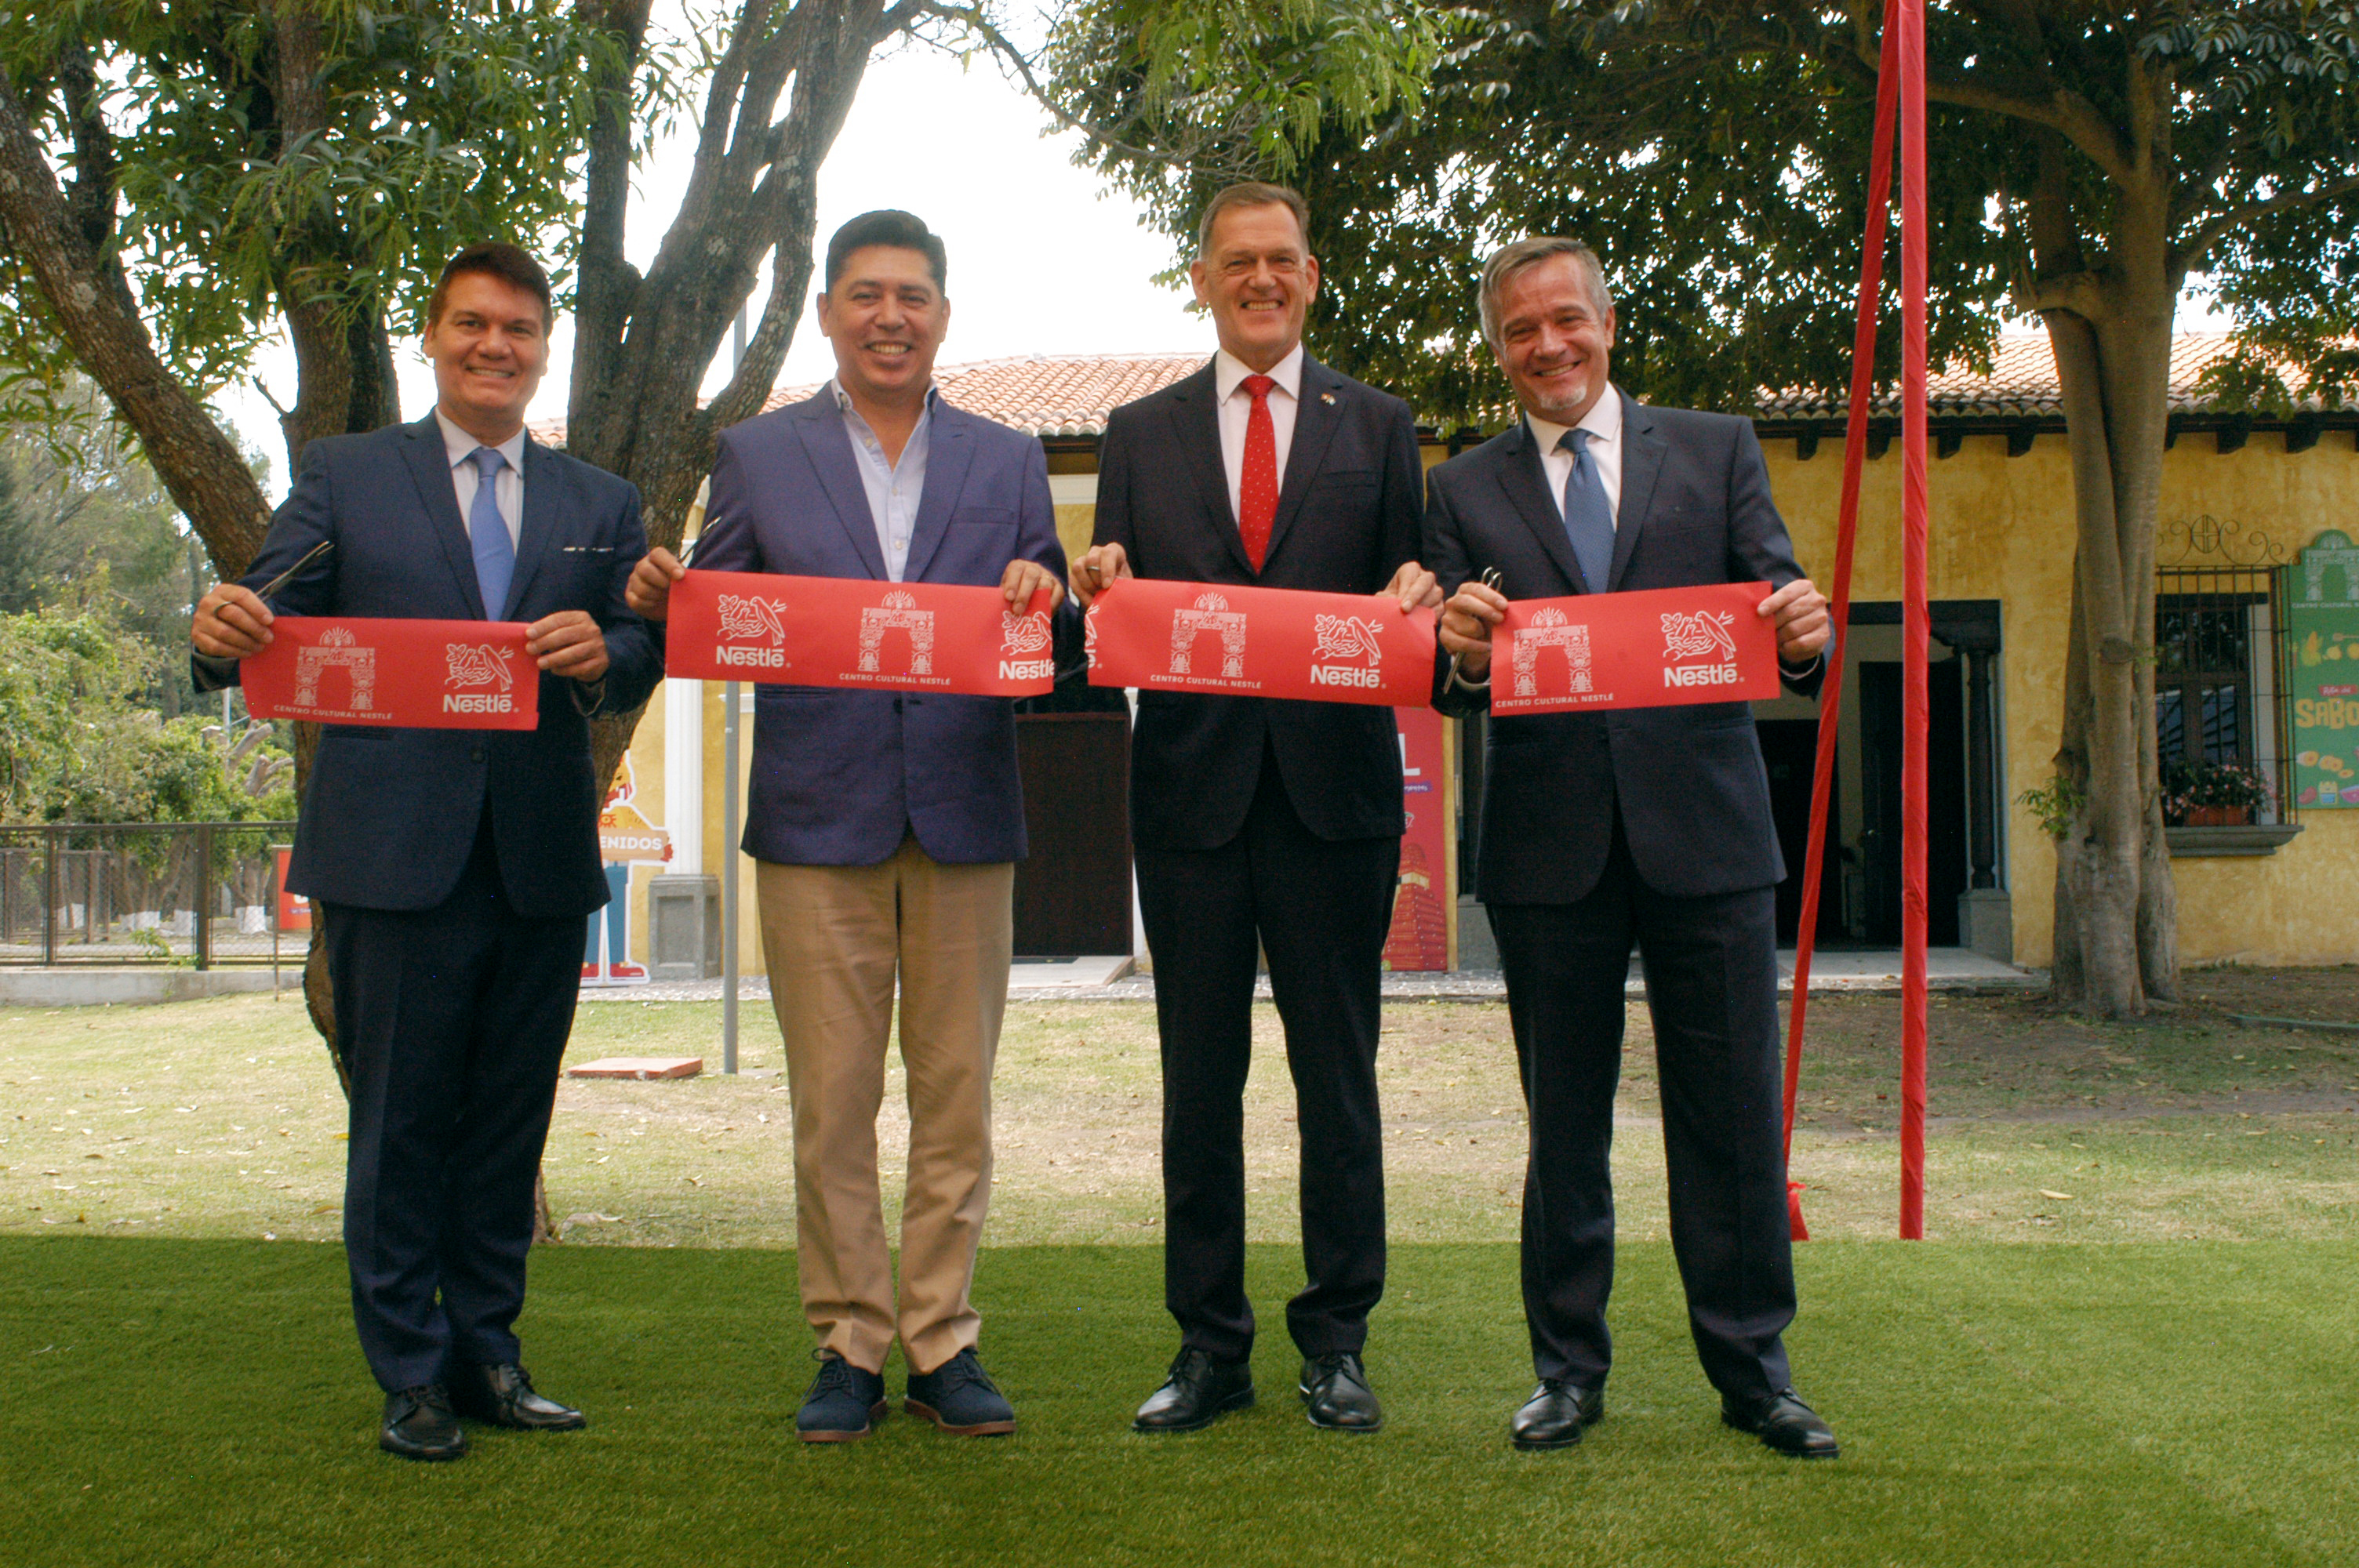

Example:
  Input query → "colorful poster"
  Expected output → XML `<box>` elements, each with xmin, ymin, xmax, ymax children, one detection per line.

<box><xmin>242</xmin><ymin>618</ymin><xmax>539</xmax><ymax>729</ymax></box>
<box><xmin>2290</xmin><ymin>528</ymin><xmax>2359</xmax><ymax>808</ymax></box>
<box><xmin>666</xmin><ymin>570</ymin><xmax>1056</xmax><ymax>695</ymax></box>
<box><xmin>585</xmin><ymin>757</ymin><xmax>669</xmax><ymax>985</ymax></box>
<box><xmin>1383</xmin><ymin>706</ymin><xmax>1455</xmax><ymax>971</ymax></box>
<box><xmin>1488</xmin><ymin>581</ymin><xmax>1780</xmax><ymax>716</ymax></box>
<box><xmin>1084</xmin><ymin>577</ymin><xmax>1438</xmax><ymax>707</ymax></box>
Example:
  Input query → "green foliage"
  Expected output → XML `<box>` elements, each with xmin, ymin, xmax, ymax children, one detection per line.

<box><xmin>0</xmin><ymin>1</ymin><xmax>635</xmax><ymax>436</ymax></box>
<box><xmin>2019</xmin><ymin>773</ymin><xmax>2087</xmax><ymax>840</ymax></box>
<box><xmin>1049</xmin><ymin>1</ymin><xmax>2359</xmax><ymax>426</ymax></box>
<box><xmin>0</xmin><ymin>605</ymin><xmax>293</xmax><ymax>825</ymax></box>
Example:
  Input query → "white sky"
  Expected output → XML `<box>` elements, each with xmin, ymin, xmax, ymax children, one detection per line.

<box><xmin>217</xmin><ymin>40</ymin><xmax>1206</xmax><ymax>499</ymax></box>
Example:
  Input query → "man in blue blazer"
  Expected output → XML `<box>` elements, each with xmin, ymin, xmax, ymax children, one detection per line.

<box><xmin>1428</xmin><ymin>238</ymin><xmax>1836</xmax><ymax>1458</ymax></box>
<box><xmin>191</xmin><ymin>244</ymin><xmax>660</xmax><ymax>1460</ymax></box>
<box><xmin>629</xmin><ymin>211</ymin><xmax>1063</xmax><ymax>1443</ymax></box>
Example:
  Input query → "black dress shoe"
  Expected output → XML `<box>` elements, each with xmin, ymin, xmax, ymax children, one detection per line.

<box><xmin>1299</xmin><ymin>1352</ymin><xmax>1383</xmax><ymax>1432</ymax></box>
<box><xmin>381</xmin><ymin>1384</ymin><xmax>466</xmax><ymax>1461</ymax></box>
<box><xmin>1133</xmin><ymin>1348</ymin><xmax>1253</xmax><ymax>1433</ymax></box>
<box><xmin>1510</xmin><ymin>1380</ymin><xmax>1605</xmax><ymax>1450</ymax></box>
<box><xmin>449</xmin><ymin>1363</ymin><xmax>587</xmax><ymax>1432</ymax></box>
<box><xmin>1722</xmin><ymin>1387</ymin><xmax>1839</xmax><ymax>1458</ymax></box>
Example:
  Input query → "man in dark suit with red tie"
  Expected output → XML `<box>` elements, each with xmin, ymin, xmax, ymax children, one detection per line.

<box><xmin>1070</xmin><ymin>183</ymin><xmax>1438</xmax><ymax>1435</ymax></box>
<box><xmin>191</xmin><ymin>244</ymin><xmax>659</xmax><ymax>1461</ymax></box>
<box><xmin>1427</xmin><ymin>238</ymin><xmax>1837</xmax><ymax>1457</ymax></box>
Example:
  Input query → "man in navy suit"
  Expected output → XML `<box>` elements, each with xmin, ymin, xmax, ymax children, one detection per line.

<box><xmin>1427</xmin><ymin>238</ymin><xmax>1837</xmax><ymax>1457</ymax></box>
<box><xmin>191</xmin><ymin>243</ymin><xmax>660</xmax><ymax>1460</ymax></box>
<box><xmin>629</xmin><ymin>211</ymin><xmax>1063</xmax><ymax>1443</ymax></box>
<box><xmin>1070</xmin><ymin>183</ymin><xmax>1438</xmax><ymax>1435</ymax></box>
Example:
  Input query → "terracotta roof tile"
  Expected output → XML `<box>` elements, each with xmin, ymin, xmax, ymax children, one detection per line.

<box><xmin>533</xmin><ymin>336</ymin><xmax>2327</xmax><ymax>447</ymax></box>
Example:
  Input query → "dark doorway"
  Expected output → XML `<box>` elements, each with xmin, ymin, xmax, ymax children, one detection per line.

<box><xmin>1858</xmin><ymin>659</ymin><xmax>1968</xmax><ymax>946</ymax></box>
<box><xmin>1012</xmin><ymin>713</ymin><xmax>1132</xmax><ymax>956</ymax></box>
<box><xmin>1757</xmin><ymin>719</ymin><xmax>1846</xmax><ymax>946</ymax></box>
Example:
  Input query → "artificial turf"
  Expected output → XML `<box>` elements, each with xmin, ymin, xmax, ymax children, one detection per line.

<box><xmin>4</xmin><ymin>1237</ymin><xmax>2354</xmax><ymax>1566</ymax></box>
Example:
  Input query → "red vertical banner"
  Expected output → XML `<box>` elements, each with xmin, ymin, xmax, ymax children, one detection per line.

<box><xmin>1385</xmin><ymin>706</ymin><xmax>1456</xmax><ymax>971</ymax></box>
<box><xmin>273</xmin><ymin>845</ymin><xmax>310</xmax><ymax>932</ymax></box>
<box><xmin>1898</xmin><ymin>0</ymin><xmax>1932</xmax><ymax>1240</ymax></box>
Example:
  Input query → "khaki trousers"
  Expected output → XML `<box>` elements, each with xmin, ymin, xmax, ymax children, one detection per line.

<box><xmin>757</xmin><ymin>837</ymin><xmax>1012</xmax><ymax>1375</ymax></box>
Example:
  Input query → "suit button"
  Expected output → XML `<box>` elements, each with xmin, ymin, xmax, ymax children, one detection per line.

<box><xmin>892</xmin><ymin>698</ymin><xmax>903</xmax><ymax>714</ymax></box>
<box><xmin>470</xmin><ymin>749</ymin><xmax>485</xmax><ymax>764</ymax></box>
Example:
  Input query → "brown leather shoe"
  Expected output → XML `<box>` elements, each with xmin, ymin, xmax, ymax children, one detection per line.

<box><xmin>449</xmin><ymin>1363</ymin><xmax>587</xmax><ymax>1431</ymax></box>
<box><xmin>381</xmin><ymin>1384</ymin><xmax>466</xmax><ymax>1461</ymax></box>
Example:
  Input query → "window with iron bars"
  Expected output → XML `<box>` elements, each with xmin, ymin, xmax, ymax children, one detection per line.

<box><xmin>2154</xmin><ymin>565</ymin><xmax>2294</xmax><ymax>825</ymax></box>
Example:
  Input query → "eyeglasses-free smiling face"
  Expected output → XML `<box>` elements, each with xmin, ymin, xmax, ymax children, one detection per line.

<box><xmin>1190</xmin><ymin>201</ymin><xmax>1321</xmax><ymax>373</ymax></box>
<box><xmin>423</xmin><ymin>271</ymin><xmax>551</xmax><ymax>443</ymax></box>
<box><xmin>817</xmin><ymin>245</ymin><xmax>951</xmax><ymax>405</ymax></box>
<box><xmin>1492</xmin><ymin>252</ymin><xmax>1617</xmax><ymax>426</ymax></box>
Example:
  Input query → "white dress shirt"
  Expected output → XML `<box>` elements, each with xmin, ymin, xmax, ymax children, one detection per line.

<box><xmin>833</xmin><ymin>379</ymin><xmax>935</xmax><ymax>582</ymax></box>
<box><xmin>1526</xmin><ymin>384</ymin><xmax>1625</xmax><ymax>526</ymax></box>
<box><xmin>1213</xmin><ymin>344</ymin><xmax>1305</xmax><ymax>521</ymax></box>
<box><xmin>435</xmin><ymin>410</ymin><xmax>525</xmax><ymax>549</ymax></box>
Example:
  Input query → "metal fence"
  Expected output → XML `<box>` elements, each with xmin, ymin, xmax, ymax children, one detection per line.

<box><xmin>0</xmin><ymin>822</ymin><xmax>300</xmax><ymax>967</ymax></box>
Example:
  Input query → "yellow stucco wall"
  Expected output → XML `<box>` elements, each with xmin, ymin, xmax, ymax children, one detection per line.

<box><xmin>1766</xmin><ymin>428</ymin><xmax>2357</xmax><ymax>967</ymax></box>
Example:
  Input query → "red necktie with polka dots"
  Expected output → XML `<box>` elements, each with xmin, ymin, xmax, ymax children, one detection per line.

<box><xmin>1238</xmin><ymin>373</ymin><xmax>1278</xmax><ymax>572</ymax></box>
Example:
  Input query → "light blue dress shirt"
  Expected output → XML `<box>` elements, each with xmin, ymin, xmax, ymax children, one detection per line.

<box><xmin>833</xmin><ymin>379</ymin><xmax>934</xmax><ymax>582</ymax></box>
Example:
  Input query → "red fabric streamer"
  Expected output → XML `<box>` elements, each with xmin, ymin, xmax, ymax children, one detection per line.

<box><xmin>663</xmin><ymin>570</ymin><xmax>1057</xmax><ymax>697</ymax></box>
<box><xmin>1779</xmin><ymin>0</ymin><xmax>1906</xmax><ymax>1241</ymax></box>
<box><xmin>242</xmin><ymin>617</ymin><xmax>539</xmax><ymax>730</ymax></box>
<box><xmin>1897</xmin><ymin>0</ymin><xmax>1933</xmax><ymax>1241</ymax></box>
<box><xmin>1083</xmin><ymin>577</ymin><xmax>1437</xmax><ymax>708</ymax></box>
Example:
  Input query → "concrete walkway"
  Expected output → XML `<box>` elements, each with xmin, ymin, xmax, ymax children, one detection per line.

<box><xmin>580</xmin><ymin>948</ymin><xmax>2043</xmax><ymax>1006</ymax></box>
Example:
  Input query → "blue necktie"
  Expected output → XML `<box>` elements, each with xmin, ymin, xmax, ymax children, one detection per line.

<box><xmin>1558</xmin><ymin>427</ymin><xmax>1616</xmax><ymax>593</ymax></box>
<box><xmin>467</xmin><ymin>445</ymin><xmax>515</xmax><ymax>619</ymax></box>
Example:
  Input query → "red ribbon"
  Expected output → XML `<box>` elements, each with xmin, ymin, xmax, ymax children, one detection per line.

<box><xmin>242</xmin><ymin>618</ymin><xmax>538</xmax><ymax>730</ymax></box>
<box><xmin>1485</xmin><ymin>582</ymin><xmax>1779</xmax><ymax>716</ymax></box>
<box><xmin>664</xmin><ymin>570</ymin><xmax>1056</xmax><ymax>697</ymax></box>
<box><xmin>1083</xmin><ymin>577</ymin><xmax>1436</xmax><ymax>707</ymax></box>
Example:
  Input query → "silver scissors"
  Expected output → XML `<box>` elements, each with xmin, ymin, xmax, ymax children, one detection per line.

<box><xmin>253</xmin><ymin>539</ymin><xmax>334</xmax><ymax>602</ymax></box>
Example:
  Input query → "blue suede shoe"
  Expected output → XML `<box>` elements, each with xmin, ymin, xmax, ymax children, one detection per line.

<box><xmin>797</xmin><ymin>1355</ymin><xmax>887</xmax><ymax>1443</ymax></box>
<box><xmin>904</xmin><ymin>1348</ymin><xmax>1016</xmax><ymax>1436</ymax></box>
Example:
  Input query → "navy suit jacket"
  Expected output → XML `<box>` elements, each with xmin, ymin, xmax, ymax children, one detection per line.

<box><xmin>692</xmin><ymin>389</ymin><xmax>1066</xmax><ymax>866</ymax></box>
<box><xmin>1093</xmin><ymin>358</ymin><xmax>1424</xmax><ymax>852</ymax></box>
<box><xmin>196</xmin><ymin>415</ymin><xmax>660</xmax><ymax>918</ymax></box>
<box><xmin>1426</xmin><ymin>392</ymin><xmax>1822</xmax><ymax>904</ymax></box>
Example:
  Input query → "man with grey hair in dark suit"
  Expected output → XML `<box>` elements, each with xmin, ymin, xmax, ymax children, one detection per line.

<box><xmin>1427</xmin><ymin>235</ymin><xmax>1839</xmax><ymax>1458</ymax></box>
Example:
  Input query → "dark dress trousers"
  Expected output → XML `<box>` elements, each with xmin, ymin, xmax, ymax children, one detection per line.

<box><xmin>198</xmin><ymin>415</ymin><xmax>659</xmax><ymax>1392</ymax></box>
<box><xmin>1095</xmin><ymin>357</ymin><xmax>1423</xmax><ymax>1362</ymax></box>
<box><xmin>1425</xmin><ymin>392</ymin><xmax>1823</xmax><ymax>1403</ymax></box>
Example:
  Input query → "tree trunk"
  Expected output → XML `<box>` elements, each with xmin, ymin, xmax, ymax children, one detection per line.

<box><xmin>2037</xmin><ymin>248</ymin><xmax>2179</xmax><ymax>1014</ymax></box>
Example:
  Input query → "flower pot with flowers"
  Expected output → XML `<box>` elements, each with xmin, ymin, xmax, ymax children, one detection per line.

<box><xmin>2162</xmin><ymin>757</ymin><xmax>2270</xmax><ymax>827</ymax></box>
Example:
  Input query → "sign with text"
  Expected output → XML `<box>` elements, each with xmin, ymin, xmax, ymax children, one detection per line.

<box><xmin>1383</xmin><ymin>706</ymin><xmax>1456</xmax><ymax>972</ymax></box>
<box><xmin>242</xmin><ymin>618</ymin><xmax>538</xmax><ymax>729</ymax></box>
<box><xmin>1084</xmin><ymin>577</ymin><xmax>1438</xmax><ymax>707</ymax></box>
<box><xmin>1488</xmin><ymin>581</ymin><xmax>1779</xmax><ymax>715</ymax></box>
<box><xmin>666</xmin><ymin>570</ymin><xmax>1056</xmax><ymax>697</ymax></box>
<box><xmin>2290</xmin><ymin>528</ymin><xmax>2359</xmax><ymax>808</ymax></box>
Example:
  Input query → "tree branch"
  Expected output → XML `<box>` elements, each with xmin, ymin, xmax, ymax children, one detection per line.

<box><xmin>2179</xmin><ymin>174</ymin><xmax>2359</xmax><ymax>269</ymax></box>
<box><xmin>0</xmin><ymin>74</ymin><xmax>270</xmax><ymax>575</ymax></box>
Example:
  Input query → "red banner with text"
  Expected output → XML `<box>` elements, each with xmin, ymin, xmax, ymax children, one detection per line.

<box><xmin>665</xmin><ymin>570</ymin><xmax>1056</xmax><ymax>696</ymax></box>
<box><xmin>242</xmin><ymin>618</ymin><xmax>539</xmax><ymax>729</ymax></box>
<box><xmin>1085</xmin><ymin>577</ymin><xmax>1437</xmax><ymax>707</ymax></box>
<box><xmin>1487</xmin><ymin>582</ymin><xmax>1781</xmax><ymax>716</ymax></box>
<box><xmin>1383</xmin><ymin>706</ymin><xmax>1456</xmax><ymax>972</ymax></box>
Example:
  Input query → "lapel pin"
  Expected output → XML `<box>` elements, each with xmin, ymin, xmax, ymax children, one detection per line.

<box><xmin>1320</xmin><ymin>392</ymin><xmax>1336</xmax><ymax>405</ymax></box>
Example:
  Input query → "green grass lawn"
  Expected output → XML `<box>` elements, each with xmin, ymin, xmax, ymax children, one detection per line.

<box><xmin>5</xmin><ymin>1236</ymin><xmax>2355</xmax><ymax>1566</ymax></box>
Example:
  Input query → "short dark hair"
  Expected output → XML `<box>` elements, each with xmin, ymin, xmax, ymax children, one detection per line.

<box><xmin>1194</xmin><ymin>182</ymin><xmax>1311</xmax><ymax>259</ymax></box>
<box><xmin>823</xmin><ymin>210</ymin><xmax>947</xmax><ymax>294</ymax></box>
<box><xmin>427</xmin><ymin>241</ymin><xmax>554</xmax><ymax>330</ymax></box>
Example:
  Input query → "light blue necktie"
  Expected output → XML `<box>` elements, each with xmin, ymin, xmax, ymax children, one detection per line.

<box><xmin>1558</xmin><ymin>428</ymin><xmax>1616</xmax><ymax>593</ymax></box>
<box><xmin>467</xmin><ymin>445</ymin><xmax>515</xmax><ymax>619</ymax></box>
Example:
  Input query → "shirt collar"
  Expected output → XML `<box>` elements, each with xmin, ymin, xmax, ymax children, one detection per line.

<box><xmin>436</xmin><ymin>409</ymin><xmax>528</xmax><ymax>476</ymax></box>
<box><xmin>1215</xmin><ymin>343</ymin><xmax>1305</xmax><ymax>404</ymax></box>
<box><xmin>1525</xmin><ymin>383</ymin><xmax>1623</xmax><ymax>456</ymax></box>
<box><xmin>830</xmin><ymin>379</ymin><xmax>939</xmax><ymax>426</ymax></box>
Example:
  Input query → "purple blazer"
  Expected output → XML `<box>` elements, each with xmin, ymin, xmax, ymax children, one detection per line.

<box><xmin>692</xmin><ymin>390</ymin><xmax>1066</xmax><ymax>866</ymax></box>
